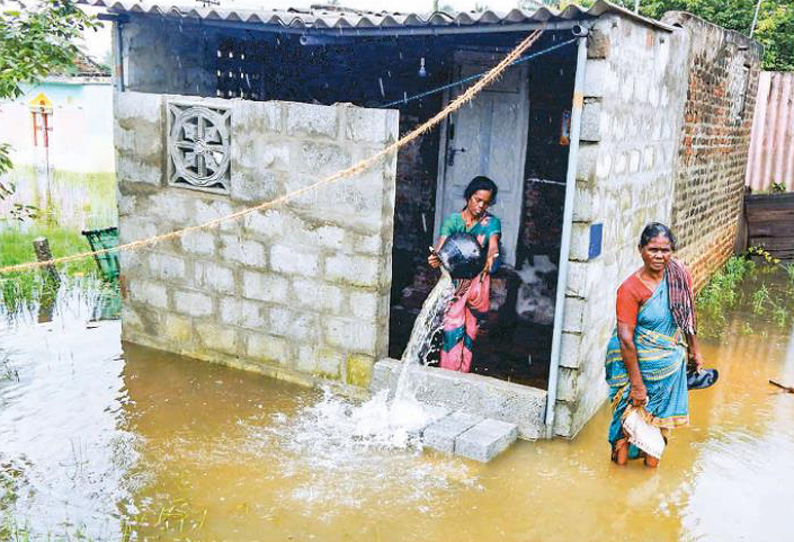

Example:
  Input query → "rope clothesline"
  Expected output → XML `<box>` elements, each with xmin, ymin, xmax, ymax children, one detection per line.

<box><xmin>0</xmin><ymin>29</ymin><xmax>544</xmax><ymax>276</ymax></box>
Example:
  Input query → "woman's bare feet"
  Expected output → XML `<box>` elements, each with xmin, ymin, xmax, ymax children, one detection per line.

<box><xmin>612</xmin><ymin>438</ymin><xmax>629</xmax><ymax>465</ymax></box>
<box><xmin>644</xmin><ymin>455</ymin><xmax>660</xmax><ymax>468</ymax></box>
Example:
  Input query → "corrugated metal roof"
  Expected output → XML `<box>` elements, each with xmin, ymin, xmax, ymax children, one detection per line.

<box><xmin>77</xmin><ymin>0</ymin><xmax>674</xmax><ymax>33</ymax></box>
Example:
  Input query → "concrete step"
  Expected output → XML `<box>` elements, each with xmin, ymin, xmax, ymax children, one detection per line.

<box><xmin>370</xmin><ymin>358</ymin><xmax>547</xmax><ymax>440</ymax></box>
<box><xmin>407</xmin><ymin>404</ymin><xmax>451</xmax><ymax>438</ymax></box>
<box><xmin>422</xmin><ymin>410</ymin><xmax>483</xmax><ymax>454</ymax></box>
<box><xmin>455</xmin><ymin>418</ymin><xmax>518</xmax><ymax>462</ymax></box>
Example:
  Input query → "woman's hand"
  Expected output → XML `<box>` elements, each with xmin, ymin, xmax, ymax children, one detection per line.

<box><xmin>428</xmin><ymin>252</ymin><xmax>441</xmax><ymax>269</ymax></box>
<box><xmin>630</xmin><ymin>381</ymin><xmax>648</xmax><ymax>406</ymax></box>
<box><xmin>483</xmin><ymin>253</ymin><xmax>498</xmax><ymax>275</ymax></box>
<box><xmin>690</xmin><ymin>351</ymin><xmax>705</xmax><ymax>372</ymax></box>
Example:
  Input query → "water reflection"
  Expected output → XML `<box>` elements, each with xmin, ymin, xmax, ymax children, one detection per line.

<box><xmin>0</xmin><ymin>285</ymin><xmax>792</xmax><ymax>541</ymax></box>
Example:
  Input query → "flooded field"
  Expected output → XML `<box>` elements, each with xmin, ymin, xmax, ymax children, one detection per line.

<box><xmin>0</xmin><ymin>166</ymin><xmax>116</xmax><ymax>230</ymax></box>
<box><xmin>1</xmin><ymin>285</ymin><xmax>793</xmax><ymax>542</ymax></box>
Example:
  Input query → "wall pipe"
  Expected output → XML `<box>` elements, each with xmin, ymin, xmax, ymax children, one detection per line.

<box><xmin>113</xmin><ymin>20</ymin><xmax>125</xmax><ymax>92</ymax></box>
<box><xmin>544</xmin><ymin>30</ymin><xmax>588</xmax><ymax>438</ymax></box>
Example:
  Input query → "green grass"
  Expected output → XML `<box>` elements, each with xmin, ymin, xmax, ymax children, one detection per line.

<box><xmin>2</xmin><ymin>166</ymin><xmax>117</xmax><ymax>230</ymax></box>
<box><xmin>0</xmin><ymin>224</ymin><xmax>100</xmax><ymax>314</ymax></box>
<box><xmin>696</xmin><ymin>249</ymin><xmax>794</xmax><ymax>339</ymax></box>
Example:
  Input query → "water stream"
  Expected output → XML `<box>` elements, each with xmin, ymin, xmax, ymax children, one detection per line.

<box><xmin>293</xmin><ymin>271</ymin><xmax>454</xmax><ymax>452</ymax></box>
<box><xmin>1</xmin><ymin>282</ymin><xmax>793</xmax><ymax>541</ymax></box>
<box><xmin>394</xmin><ymin>271</ymin><xmax>454</xmax><ymax>400</ymax></box>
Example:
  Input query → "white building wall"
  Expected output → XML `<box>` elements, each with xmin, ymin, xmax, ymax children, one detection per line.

<box><xmin>0</xmin><ymin>79</ymin><xmax>115</xmax><ymax>174</ymax></box>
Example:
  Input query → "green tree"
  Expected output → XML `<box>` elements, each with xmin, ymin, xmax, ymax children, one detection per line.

<box><xmin>615</xmin><ymin>0</ymin><xmax>792</xmax><ymax>71</ymax></box>
<box><xmin>0</xmin><ymin>0</ymin><xmax>98</xmax><ymax>220</ymax></box>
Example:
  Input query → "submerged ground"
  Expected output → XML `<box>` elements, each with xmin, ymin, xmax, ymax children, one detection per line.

<box><xmin>1</xmin><ymin>279</ymin><xmax>792</xmax><ymax>541</ymax></box>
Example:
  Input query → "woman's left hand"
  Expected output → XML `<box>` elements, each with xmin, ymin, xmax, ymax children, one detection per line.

<box><xmin>690</xmin><ymin>352</ymin><xmax>705</xmax><ymax>372</ymax></box>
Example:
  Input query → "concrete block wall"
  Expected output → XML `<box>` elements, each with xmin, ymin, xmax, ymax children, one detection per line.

<box><xmin>116</xmin><ymin>91</ymin><xmax>398</xmax><ymax>392</ymax></box>
<box><xmin>552</xmin><ymin>16</ymin><xmax>691</xmax><ymax>438</ymax></box>
<box><xmin>662</xmin><ymin>12</ymin><xmax>763</xmax><ymax>291</ymax></box>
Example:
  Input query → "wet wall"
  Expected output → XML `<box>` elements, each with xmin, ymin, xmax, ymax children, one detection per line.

<box><xmin>662</xmin><ymin>12</ymin><xmax>763</xmax><ymax>291</ymax></box>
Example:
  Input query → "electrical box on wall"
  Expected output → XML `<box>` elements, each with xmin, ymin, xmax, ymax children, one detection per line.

<box><xmin>588</xmin><ymin>223</ymin><xmax>603</xmax><ymax>260</ymax></box>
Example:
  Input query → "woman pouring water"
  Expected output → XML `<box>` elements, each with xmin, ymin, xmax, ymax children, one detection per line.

<box><xmin>606</xmin><ymin>223</ymin><xmax>707</xmax><ymax>467</ymax></box>
<box><xmin>428</xmin><ymin>176</ymin><xmax>501</xmax><ymax>373</ymax></box>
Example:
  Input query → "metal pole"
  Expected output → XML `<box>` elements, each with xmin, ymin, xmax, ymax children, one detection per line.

<box><xmin>750</xmin><ymin>0</ymin><xmax>763</xmax><ymax>37</ymax></box>
<box><xmin>544</xmin><ymin>32</ymin><xmax>588</xmax><ymax>439</ymax></box>
<box><xmin>634</xmin><ymin>0</ymin><xmax>641</xmax><ymax>14</ymax></box>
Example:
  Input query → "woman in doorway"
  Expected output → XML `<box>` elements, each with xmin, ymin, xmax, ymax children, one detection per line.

<box><xmin>605</xmin><ymin>222</ymin><xmax>704</xmax><ymax>467</ymax></box>
<box><xmin>428</xmin><ymin>176</ymin><xmax>501</xmax><ymax>373</ymax></box>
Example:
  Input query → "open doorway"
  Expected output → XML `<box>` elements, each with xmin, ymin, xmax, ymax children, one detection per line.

<box><xmin>388</xmin><ymin>39</ymin><xmax>577</xmax><ymax>390</ymax></box>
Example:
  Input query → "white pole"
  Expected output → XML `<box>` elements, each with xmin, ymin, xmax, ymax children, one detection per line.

<box><xmin>750</xmin><ymin>0</ymin><xmax>763</xmax><ymax>37</ymax></box>
<box><xmin>634</xmin><ymin>0</ymin><xmax>641</xmax><ymax>14</ymax></box>
<box><xmin>545</xmin><ymin>31</ymin><xmax>588</xmax><ymax>438</ymax></box>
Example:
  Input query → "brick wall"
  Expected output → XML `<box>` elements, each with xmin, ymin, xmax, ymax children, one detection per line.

<box><xmin>116</xmin><ymin>91</ymin><xmax>398</xmax><ymax>392</ymax></box>
<box><xmin>662</xmin><ymin>12</ymin><xmax>763</xmax><ymax>291</ymax></box>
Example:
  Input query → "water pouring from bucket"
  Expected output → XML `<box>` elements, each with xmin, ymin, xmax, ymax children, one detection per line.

<box><xmin>394</xmin><ymin>233</ymin><xmax>489</xmax><ymax>402</ymax></box>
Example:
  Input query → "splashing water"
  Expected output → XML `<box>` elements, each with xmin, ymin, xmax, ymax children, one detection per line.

<box><xmin>239</xmin><ymin>272</ymin><xmax>460</xmax><ymax>509</ymax></box>
<box><xmin>241</xmin><ymin>388</ymin><xmax>480</xmax><ymax>519</ymax></box>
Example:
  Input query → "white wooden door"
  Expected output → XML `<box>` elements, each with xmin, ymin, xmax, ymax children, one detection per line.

<box><xmin>434</xmin><ymin>51</ymin><xmax>530</xmax><ymax>267</ymax></box>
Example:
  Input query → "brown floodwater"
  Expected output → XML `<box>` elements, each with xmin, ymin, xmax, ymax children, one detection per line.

<box><xmin>1</xmin><ymin>288</ymin><xmax>793</xmax><ymax>542</ymax></box>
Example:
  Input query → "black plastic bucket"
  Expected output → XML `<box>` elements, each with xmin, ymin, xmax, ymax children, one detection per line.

<box><xmin>437</xmin><ymin>232</ymin><xmax>486</xmax><ymax>279</ymax></box>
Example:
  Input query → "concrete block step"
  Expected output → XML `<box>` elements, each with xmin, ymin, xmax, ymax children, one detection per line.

<box><xmin>422</xmin><ymin>410</ymin><xmax>483</xmax><ymax>454</ymax></box>
<box><xmin>407</xmin><ymin>404</ymin><xmax>451</xmax><ymax>438</ymax></box>
<box><xmin>455</xmin><ymin>418</ymin><xmax>518</xmax><ymax>462</ymax></box>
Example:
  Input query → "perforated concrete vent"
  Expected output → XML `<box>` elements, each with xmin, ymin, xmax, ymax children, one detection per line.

<box><xmin>167</xmin><ymin>101</ymin><xmax>231</xmax><ymax>194</ymax></box>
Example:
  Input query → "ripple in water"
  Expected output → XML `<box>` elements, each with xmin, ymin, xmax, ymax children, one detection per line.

<box><xmin>241</xmin><ymin>388</ymin><xmax>481</xmax><ymax>520</ymax></box>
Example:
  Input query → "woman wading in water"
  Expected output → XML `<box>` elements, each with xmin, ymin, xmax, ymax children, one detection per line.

<box><xmin>606</xmin><ymin>223</ymin><xmax>704</xmax><ymax>467</ymax></box>
<box><xmin>428</xmin><ymin>176</ymin><xmax>501</xmax><ymax>373</ymax></box>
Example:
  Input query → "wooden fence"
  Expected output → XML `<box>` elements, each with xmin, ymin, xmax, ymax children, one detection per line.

<box><xmin>743</xmin><ymin>192</ymin><xmax>794</xmax><ymax>261</ymax></box>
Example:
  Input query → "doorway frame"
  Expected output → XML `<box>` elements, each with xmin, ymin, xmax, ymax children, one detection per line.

<box><xmin>432</xmin><ymin>48</ymin><xmax>531</xmax><ymax>269</ymax></box>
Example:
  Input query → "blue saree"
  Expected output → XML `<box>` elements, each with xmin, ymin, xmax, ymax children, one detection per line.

<box><xmin>605</xmin><ymin>275</ymin><xmax>689</xmax><ymax>459</ymax></box>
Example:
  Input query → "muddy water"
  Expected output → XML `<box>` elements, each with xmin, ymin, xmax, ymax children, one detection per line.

<box><xmin>1</xmin><ymin>291</ymin><xmax>793</xmax><ymax>541</ymax></box>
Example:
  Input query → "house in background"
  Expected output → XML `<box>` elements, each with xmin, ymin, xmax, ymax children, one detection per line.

<box><xmin>87</xmin><ymin>0</ymin><xmax>761</xmax><ymax>439</ymax></box>
<box><xmin>0</xmin><ymin>51</ymin><xmax>115</xmax><ymax>175</ymax></box>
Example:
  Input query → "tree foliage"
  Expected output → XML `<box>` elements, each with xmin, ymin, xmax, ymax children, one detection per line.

<box><xmin>542</xmin><ymin>0</ymin><xmax>791</xmax><ymax>72</ymax></box>
<box><xmin>0</xmin><ymin>0</ymin><xmax>98</xmax><ymax>100</ymax></box>
<box><xmin>635</xmin><ymin>0</ymin><xmax>792</xmax><ymax>71</ymax></box>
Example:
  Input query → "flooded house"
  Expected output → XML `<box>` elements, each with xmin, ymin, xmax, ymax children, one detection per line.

<box><xmin>89</xmin><ymin>0</ymin><xmax>761</xmax><ymax>439</ymax></box>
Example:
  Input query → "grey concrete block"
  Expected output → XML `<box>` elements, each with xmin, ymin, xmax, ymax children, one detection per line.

<box><xmin>174</xmin><ymin>290</ymin><xmax>213</xmax><ymax>317</ymax></box>
<box><xmin>580</xmin><ymin>101</ymin><xmax>602</xmax><ymax>143</ymax></box>
<box><xmin>455</xmin><ymin>419</ymin><xmax>518</xmax><ymax>463</ymax></box>
<box><xmin>323</xmin><ymin>318</ymin><xmax>377</xmax><ymax>354</ymax></box>
<box><xmin>325</xmin><ymin>253</ymin><xmax>380</xmax><ymax>287</ymax></box>
<box><xmin>407</xmin><ymin>404</ymin><xmax>451</xmax><ymax>438</ymax></box>
<box><xmin>287</xmin><ymin>102</ymin><xmax>338</xmax><ymax>138</ymax></box>
<box><xmin>129</xmin><ymin>279</ymin><xmax>169</xmax><ymax>309</ymax></box>
<box><xmin>422</xmin><ymin>411</ymin><xmax>483</xmax><ymax>455</ymax></box>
